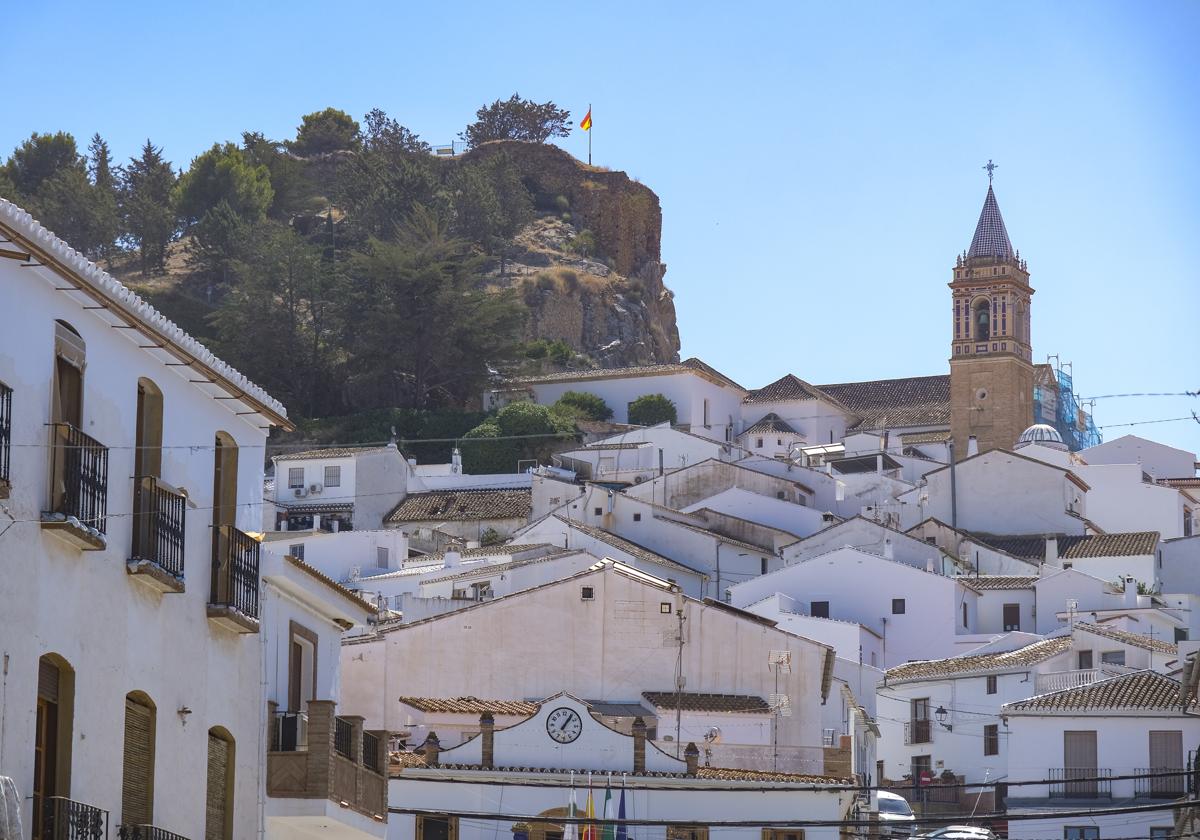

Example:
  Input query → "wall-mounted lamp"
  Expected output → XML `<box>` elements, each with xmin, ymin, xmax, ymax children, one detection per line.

<box><xmin>177</xmin><ymin>705</ymin><xmax>193</xmax><ymax>724</ymax></box>
<box><xmin>934</xmin><ymin>705</ymin><xmax>953</xmax><ymax>732</ymax></box>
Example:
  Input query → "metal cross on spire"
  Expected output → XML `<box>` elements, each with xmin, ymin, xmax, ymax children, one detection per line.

<box><xmin>983</xmin><ymin>159</ymin><xmax>998</xmax><ymax>185</ymax></box>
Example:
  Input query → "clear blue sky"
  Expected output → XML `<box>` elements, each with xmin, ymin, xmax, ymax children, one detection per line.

<box><xmin>4</xmin><ymin>1</ymin><xmax>1198</xmax><ymax>452</ymax></box>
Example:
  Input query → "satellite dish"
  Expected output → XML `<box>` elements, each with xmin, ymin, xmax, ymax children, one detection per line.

<box><xmin>704</xmin><ymin>726</ymin><xmax>722</xmax><ymax>745</ymax></box>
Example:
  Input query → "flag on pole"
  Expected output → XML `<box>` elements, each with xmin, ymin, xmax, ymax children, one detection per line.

<box><xmin>582</xmin><ymin>774</ymin><xmax>596</xmax><ymax>840</ymax></box>
<box><xmin>580</xmin><ymin>108</ymin><xmax>593</xmax><ymax>131</ymax></box>
<box><xmin>601</xmin><ymin>778</ymin><xmax>615</xmax><ymax>840</ymax></box>
<box><xmin>615</xmin><ymin>777</ymin><xmax>627</xmax><ymax>840</ymax></box>
<box><xmin>563</xmin><ymin>777</ymin><xmax>579</xmax><ymax>840</ymax></box>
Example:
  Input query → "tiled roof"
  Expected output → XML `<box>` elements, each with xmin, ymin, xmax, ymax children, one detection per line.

<box><xmin>275</xmin><ymin>445</ymin><xmax>393</xmax><ymax>461</ymax></box>
<box><xmin>1074</xmin><ymin>622</ymin><xmax>1178</xmax><ymax>655</ymax></box>
<box><xmin>506</xmin><ymin>357</ymin><xmax>745</xmax><ymax>392</ymax></box>
<box><xmin>572</xmin><ymin>443</ymin><xmax>649</xmax><ymax>451</ymax></box>
<box><xmin>397</xmin><ymin>696</ymin><xmax>539</xmax><ymax>715</ymax></box>
<box><xmin>386</xmin><ymin>489</ymin><xmax>532</xmax><ymax>523</ymax></box>
<box><xmin>695</xmin><ymin>767</ymin><xmax>852</xmax><ymax>784</ymax></box>
<box><xmin>641</xmin><ymin>691</ymin><xmax>771</xmax><ymax>713</ymax></box>
<box><xmin>885</xmin><ymin>636</ymin><xmax>1073</xmax><ymax>682</ymax></box>
<box><xmin>971</xmin><ymin>531</ymin><xmax>1160</xmax><ymax>561</ymax></box>
<box><xmin>744</xmin><ymin>374</ymin><xmax>835</xmax><ymax>406</ymax></box>
<box><xmin>662</xmin><ymin>518</ymin><xmax>773</xmax><ymax>556</ymax></box>
<box><xmin>967</xmin><ymin>185</ymin><xmax>1015</xmax><ymax>261</ymax></box>
<box><xmin>830</xmin><ymin>453</ymin><xmax>903</xmax><ymax>475</ymax></box>
<box><xmin>282</xmin><ymin>555</ymin><xmax>378</xmax><ymax>614</ymax></box>
<box><xmin>560</xmin><ymin>518</ymin><xmax>706</xmax><ymax>578</ymax></box>
<box><xmin>902</xmin><ymin>431</ymin><xmax>951</xmax><ymax>445</ymax></box>
<box><xmin>965</xmin><ymin>575</ymin><xmax>1039</xmax><ymax>590</ymax></box>
<box><xmin>816</xmin><ymin>375</ymin><xmax>950</xmax><ymax>431</ymax></box>
<box><xmin>1005</xmin><ymin>671</ymin><xmax>1193</xmax><ymax>713</ymax></box>
<box><xmin>420</xmin><ymin>549</ymin><xmax>580</xmax><ymax>584</ymax></box>
<box><xmin>742</xmin><ymin>413</ymin><xmax>800</xmax><ymax>436</ymax></box>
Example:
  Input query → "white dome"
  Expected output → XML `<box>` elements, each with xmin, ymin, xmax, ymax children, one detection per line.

<box><xmin>1015</xmin><ymin>423</ymin><xmax>1068</xmax><ymax>451</ymax></box>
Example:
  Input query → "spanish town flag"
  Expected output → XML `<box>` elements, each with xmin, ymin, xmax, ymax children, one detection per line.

<box><xmin>580</xmin><ymin>108</ymin><xmax>592</xmax><ymax>131</ymax></box>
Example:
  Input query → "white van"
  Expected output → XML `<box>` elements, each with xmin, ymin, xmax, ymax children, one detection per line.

<box><xmin>877</xmin><ymin>790</ymin><xmax>916</xmax><ymax>837</ymax></box>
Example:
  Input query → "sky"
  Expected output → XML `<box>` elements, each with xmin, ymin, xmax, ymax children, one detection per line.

<box><xmin>3</xmin><ymin>1</ymin><xmax>1198</xmax><ymax>452</ymax></box>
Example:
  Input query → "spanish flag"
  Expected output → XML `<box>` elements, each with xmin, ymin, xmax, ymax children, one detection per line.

<box><xmin>580</xmin><ymin>108</ymin><xmax>592</xmax><ymax>131</ymax></box>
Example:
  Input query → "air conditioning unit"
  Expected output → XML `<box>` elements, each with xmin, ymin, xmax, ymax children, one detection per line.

<box><xmin>309</xmin><ymin>483</ymin><xmax>323</xmax><ymax>494</ymax></box>
<box><xmin>293</xmin><ymin>487</ymin><xmax>308</xmax><ymax>498</ymax></box>
<box><xmin>274</xmin><ymin>711</ymin><xmax>309</xmax><ymax>751</ymax></box>
<box><xmin>349</xmin><ymin>566</ymin><xmax>361</xmax><ymax>581</ymax></box>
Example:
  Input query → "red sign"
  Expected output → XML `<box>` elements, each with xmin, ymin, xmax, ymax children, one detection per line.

<box><xmin>919</xmin><ymin>770</ymin><xmax>934</xmax><ymax>787</ymax></box>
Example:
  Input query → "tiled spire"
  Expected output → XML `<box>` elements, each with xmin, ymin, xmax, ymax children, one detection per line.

<box><xmin>967</xmin><ymin>185</ymin><xmax>1014</xmax><ymax>261</ymax></box>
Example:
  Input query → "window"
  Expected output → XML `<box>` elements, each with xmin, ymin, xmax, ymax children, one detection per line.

<box><xmin>810</xmin><ymin>601</ymin><xmax>829</xmax><ymax>618</ymax></box>
<box><xmin>1100</xmin><ymin>650</ymin><xmax>1125</xmax><ymax>666</ymax></box>
<box><xmin>33</xmin><ymin>655</ymin><xmax>75</xmax><ymax>840</ymax></box>
<box><xmin>633</xmin><ymin>513</ymin><xmax>641</xmax><ymax>522</ymax></box>
<box><xmin>323</xmin><ymin>465</ymin><xmax>341</xmax><ymax>487</ymax></box>
<box><xmin>0</xmin><ymin>380</ymin><xmax>10</xmax><ymax>491</ymax></box>
<box><xmin>377</xmin><ymin>546</ymin><xmax>389</xmax><ymax>567</ymax></box>
<box><xmin>661</xmin><ymin>602</ymin><xmax>672</xmax><ymax>614</ymax></box>
<box><xmin>909</xmin><ymin>699</ymin><xmax>931</xmax><ymax>744</ymax></box>
<box><xmin>1150</xmin><ymin>828</ymin><xmax>1173</xmax><ymax>840</ymax></box>
<box><xmin>763</xmin><ymin>831</ymin><xmax>804</xmax><ymax>840</ymax></box>
<box><xmin>122</xmin><ymin>692</ymin><xmax>157</xmax><ymax>827</ymax></box>
<box><xmin>416</xmin><ymin>815</ymin><xmax>458</xmax><ymax>840</ymax></box>
<box><xmin>593</xmin><ymin>507</ymin><xmax>603</xmax><ymax>516</ymax></box>
<box><xmin>986</xmin><ymin>675</ymin><xmax>998</xmax><ymax>695</ymax></box>
<box><xmin>777</xmin><ymin>438</ymin><xmax>783</xmax><ymax>446</ymax></box>
<box><xmin>1077</xmin><ymin>650</ymin><xmax>1094</xmax><ymax>670</ymax></box>
<box><xmin>776</xmin><ymin>490</ymin><xmax>786</xmax><ymax>500</ymax></box>
<box><xmin>984</xmin><ymin>724</ymin><xmax>999</xmax><ymax>756</ymax></box>
<box><xmin>892</xmin><ymin>598</ymin><xmax>906</xmax><ymax>615</ymax></box>
<box><xmin>702</xmin><ymin>398</ymin><xmax>710</xmax><ymax>428</ymax></box>
<box><xmin>962</xmin><ymin>602</ymin><xmax>968</xmax><ymax>628</ymax></box>
<box><xmin>756</xmin><ymin>438</ymin><xmax>764</xmax><ymax>449</ymax></box>
<box><xmin>289</xmin><ymin>544</ymin><xmax>304</xmax><ymax>560</ymax></box>
<box><xmin>1064</xmin><ymin>829</ymin><xmax>1099</xmax><ymax>840</ymax></box>
<box><xmin>205</xmin><ymin>728</ymin><xmax>234</xmax><ymax>840</ymax></box>
<box><xmin>581</xmin><ymin>586</ymin><xmax>595</xmax><ymax>601</ymax></box>
<box><xmin>911</xmin><ymin>754</ymin><xmax>932</xmax><ymax>781</ymax></box>
<box><xmin>761</xmin><ymin>557</ymin><xmax>768</xmax><ymax>575</ymax></box>
<box><xmin>1175</xmin><ymin>627</ymin><xmax>1189</xmax><ymax>643</ymax></box>
<box><xmin>288</xmin><ymin>467</ymin><xmax>305</xmax><ymax>489</ymax></box>
<box><xmin>973</xmin><ymin>299</ymin><xmax>991</xmax><ymax>341</ymax></box>
<box><xmin>666</xmin><ymin>828</ymin><xmax>708</xmax><ymax>840</ymax></box>
<box><xmin>288</xmin><ymin>622</ymin><xmax>318</xmax><ymax>712</ymax></box>
<box><xmin>134</xmin><ymin>379</ymin><xmax>163</xmax><ymax>480</ymax></box>
<box><xmin>1003</xmin><ymin>603</ymin><xmax>1021</xmax><ymax>632</ymax></box>
<box><xmin>52</xmin><ymin>321</ymin><xmax>85</xmax><ymax>428</ymax></box>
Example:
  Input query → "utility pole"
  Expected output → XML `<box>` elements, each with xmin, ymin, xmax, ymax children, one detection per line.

<box><xmin>674</xmin><ymin>602</ymin><xmax>686</xmax><ymax>757</ymax></box>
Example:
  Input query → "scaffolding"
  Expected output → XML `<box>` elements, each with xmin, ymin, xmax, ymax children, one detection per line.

<box><xmin>1033</xmin><ymin>356</ymin><xmax>1102</xmax><ymax>451</ymax></box>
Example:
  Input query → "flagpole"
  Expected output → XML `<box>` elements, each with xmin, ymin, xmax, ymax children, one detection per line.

<box><xmin>588</xmin><ymin>103</ymin><xmax>592</xmax><ymax>165</ymax></box>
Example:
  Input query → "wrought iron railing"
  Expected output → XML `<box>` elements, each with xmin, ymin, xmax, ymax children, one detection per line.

<box><xmin>43</xmin><ymin>795</ymin><xmax>109</xmax><ymax>840</ymax></box>
<box><xmin>904</xmin><ymin>719</ymin><xmax>932</xmax><ymax>745</ymax></box>
<box><xmin>334</xmin><ymin>716</ymin><xmax>354</xmax><ymax>759</ymax></box>
<box><xmin>47</xmin><ymin>423</ymin><xmax>109</xmax><ymax>533</ymax></box>
<box><xmin>131</xmin><ymin>476</ymin><xmax>186</xmax><ymax>578</ymax></box>
<box><xmin>1048</xmin><ymin>767</ymin><xmax>1112</xmax><ymax>799</ymax></box>
<box><xmin>116</xmin><ymin>826</ymin><xmax>190</xmax><ymax>840</ymax></box>
<box><xmin>271</xmin><ymin>710</ymin><xmax>309</xmax><ymax>751</ymax></box>
<box><xmin>210</xmin><ymin>524</ymin><xmax>260</xmax><ymax>619</ymax></box>
<box><xmin>1134</xmin><ymin>767</ymin><xmax>1187</xmax><ymax>798</ymax></box>
<box><xmin>362</xmin><ymin>730</ymin><xmax>381</xmax><ymax>773</ymax></box>
<box><xmin>0</xmin><ymin>381</ymin><xmax>11</xmax><ymax>485</ymax></box>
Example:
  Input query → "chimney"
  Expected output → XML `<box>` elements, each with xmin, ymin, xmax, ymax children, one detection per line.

<box><xmin>876</xmin><ymin>454</ymin><xmax>884</xmax><ymax>475</ymax></box>
<box><xmin>967</xmin><ymin>436</ymin><xmax>979</xmax><ymax>457</ymax></box>
<box><xmin>1044</xmin><ymin>536</ymin><xmax>1058</xmax><ymax>564</ymax></box>
<box><xmin>882</xmin><ymin>430</ymin><xmax>890</xmax><ymax>451</ymax></box>
<box><xmin>684</xmin><ymin>742</ymin><xmax>699</xmax><ymax>776</ymax></box>
<box><xmin>422</xmin><ymin>731</ymin><xmax>441</xmax><ymax>767</ymax></box>
<box><xmin>926</xmin><ymin>557</ymin><xmax>935</xmax><ymax>573</ymax></box>
<box><xmin>632</xmin><ymin>716</ymin><xmax>647</xmax><ymax>773</ymax></box>
<box><xmin>312</xmin><ymin>514</ymin><xmax>322</xmax><ymax>531</ymax></box>
<box><xmin>452</xmin><ymin>447</ymin><xmax>462</xmax><ymax>474</ymax></box>
<box><xmin>1124</xmin><ymin>576</ymin><xmax>1138</xmax><ymax>608</ymax></box>
<box><xmin>480</xmin><ymin>712</ymin><xmax>495</xmax><ymax>768</ymax></box>
<box><xmin>883</xmin><ymin>538</ymin><xmax>894</xmax><ymax>560</ymax></box>
<box><xmin>330</xmin><ymin>519</ymin><xmax>339</xmax><ymax>533</ymax></box>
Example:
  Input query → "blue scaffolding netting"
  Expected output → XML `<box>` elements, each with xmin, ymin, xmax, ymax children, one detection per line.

<box><xmin>1033</xmin><ymin>364</ymin><xmax>1101</xmax><ymax>451</ymax></box>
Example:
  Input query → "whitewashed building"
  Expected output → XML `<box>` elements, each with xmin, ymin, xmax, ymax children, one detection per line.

<box><xmin>270</xmin><ymin>444</ymin><xmax>409</xmax><ymax>532</ymax></box>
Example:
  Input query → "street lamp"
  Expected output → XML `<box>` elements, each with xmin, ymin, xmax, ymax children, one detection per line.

<box><xmin>934</xmin><ymin>705</ymin><xmax>953</xmax><ymax>732</ymax></box>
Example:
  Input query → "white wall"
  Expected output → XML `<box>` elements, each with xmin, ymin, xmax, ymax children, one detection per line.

<box><xmin>682</xmin><ymin>487</ymin><xmax>828</xmax><ymax>538</ymax></box>
<box><xmin>975</xmin><ymin>588</ymin><xmax>1037</xmax><ymax>635</ymax></box>
<box><xmin>1081</xmin><ymin>434</ymin><xmax>1198</xmax><ymax>479</ymax></box>
<box><xmin>784</xmin><ymin>518</ymin><xmax>955</xmax><ymax>575</ymax></box>
<box><xmin>263</xmin><ymin>529</ymin><xmax>410</xmax><ymax>582</ymax></box>
<box><xmin>738</xmin><ymin>396</ymin><xmax>851</xmax><ymax>449</ymax></box>
<box><xmin>744</xmin><ymin>593</ymin><xmax>886</xmax><ymax>669</ymax></box>
<box><xmin>1074</xmin><ymin>463</ymin><xmax>1188</xmax><ymax>539</ymax></box>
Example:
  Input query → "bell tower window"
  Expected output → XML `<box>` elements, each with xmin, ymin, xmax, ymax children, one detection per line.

<box><xmin>974</xmin><ymin>299</ymin><xmax>991</xmax><ymax>342</ymax></box>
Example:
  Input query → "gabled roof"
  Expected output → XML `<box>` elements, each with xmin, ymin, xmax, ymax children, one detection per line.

<box><xmin>503</xmin><ymin>357</ymin><xmax>745</xmax><ymax>392</ymax></box>
<box><xmin>282</xmin><ymin>554</ymin><xmax>379</xmax><ymax>616</ymax></box>
<box><xmin>902</xmin><ymin>430</ymin><xmax>951</xmax><ymax>446</ymax></box>
<box><xmin>275</xmin><ymin>445</ymin><xmax>394</xmax><ymax>461</ymax></box>
<box><xmin>556</xmin><ymin>517</ymin><xmax>707</xmax><ymax>579</ymax></box>
<box><xmin>1074</xmin><ymin>622</ymin><xmax>1178</xmax><ymax>655</ymax></box>
<box><xmin>640</xmin><ymin>691</ymin><xmax>770</xmax><ymax>713</ymax></box>
<box><xmin>815</xmin><ymin>375</ymin><xmax>950</xmax><ymax>431</ymax></box>
<box><xmin>970</xmin><ymin>531</ymin><xmax>1160</xmax><ymax>561</ymax></box>
<box><xmin>967</xmin><ymin>575</ymin><xmax>1040</xmax><ymax>590</ymax></box>
<box><xmin>744</xmin><ymin>374</ymin><xmax>846</xmax><ymax>409</ymax></box>
<box><xmin>967</xmin><ymin>185</ymin><xmax>1015</xmax><ymax>261</ymax></box>
<box><xmin>398</xmin><ymin>696</ymin><xmax>539</xmax><ymax>716</ymax></box>
<box><xmin>920</xmin><ymin>448</ymin><xmax>1091</xmax><ymax>492</ymax></box>
<box><xmin>885</xmin><ymin>636</ymin><xmax>1072</xmax><ymax>682</ymax></box>
<box><xmin>1004</xmin><ymin>671</ymin><xmax>1193</xmax><ymax>713</ymax></box>
<box><xmin>742</xmin><ymin>413</ymin><xmax>800</xmax><ymax>436</ymax></box>
<box><xmin>0</xmin><ymin>199</ymin><xmax>291</xmax><ymax>428</ymax></box>
<box><xmin>385</xmin><ymin>489</ymin><xmax>532</xmax><ymax>523</ymax></box>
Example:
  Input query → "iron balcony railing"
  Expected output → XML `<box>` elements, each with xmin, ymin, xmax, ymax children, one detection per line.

<box><xmin>1048</xmin><ymin>767</ymin><xmax>1112</xmax><ymax>799</ymax></box>
<box><xmin>0</xmin><ymin>381</ymin><xmax>11</xmax><ymax>485</ymax></box>
<box><xmin>48</xmin><ymin>423</ymin><xmax>109</xmax><ymax>533</ymax></box>
<box><xmin>362</xmin><ymin>730</ymin><xmax>381</xmax><ymax>773</ymax></box>
<box><xmin>43</xmin><ymin>795</ymin><xmax>109</xmax><ymax>840</ymax></box>
<box><xmin>116</xmin><ymin>826</ymin><xmax>190</xmax><ymax>840</ymax></box>
<box><xmin>131</xmin><ymin>476</ymin><xmax>186</xmax><ymax>578</ymax></box>
<box><xmin>1134</xmin><ymin>767</ymin><xmax>1187</xmax><ymax>798</ymax></box>
<box><xmin>904</xmin><ymin>719</ymin><xmax>932</xmax><ymax>745</ymax></box>
<box><xmin>334</xmin><ymin>716</ymin><xmax>354</xmax><ymax>760</ymax></box>
<box><xmin>210</xmin><ymin>524</ymin><xmax>260</xmax><ymax>619</ymax></box>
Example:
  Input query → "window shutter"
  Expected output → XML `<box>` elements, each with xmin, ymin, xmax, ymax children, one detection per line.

<box><xmin>206</xmin><ymin>733</ymin><xmax>231</xmax><ymax>840</ymax></box>
<box><xmin>122</xmin><ymin>698</ymin><xmax>155</xmax><ymax>826</ymax></box>
<box><xmin>38</xmin><ymin>659</ymin><xmax>60</xmax><ymax>702</ymax></box>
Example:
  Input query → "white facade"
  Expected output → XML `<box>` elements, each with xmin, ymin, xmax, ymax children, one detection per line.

<box><xmin>262</xmin><ymin>528</ymin><xmax>410</xmax><ymax>584</ymax></box>
<box><xmin>1081</xmin><ymin>434</ymin><xmax>1198</xmax><ymax>480</ymax></box>
<box><xmin>271</xmin><ymin>446</ymin><xmax>409</xmax><ymax>532</ymax></box>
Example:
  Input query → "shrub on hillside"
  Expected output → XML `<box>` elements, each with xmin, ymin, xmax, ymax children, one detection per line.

<box><xmin>554</xmin><ymin>391</ymin><xmax>613</xmax><ymax>421</ymax></box>
<box><xmin>628</xmin><ymin>394</ymin><xmax>676</xmax><ymax>427</ymax></box>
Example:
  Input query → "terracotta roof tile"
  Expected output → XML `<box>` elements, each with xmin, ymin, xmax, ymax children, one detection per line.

<box><xmin>390</xmin><ymin>758</ymin><xmax>847</xmax><ymax>785</ymax></box>
<box><xmin>506</xmin><ymin>357</ymin><xmax>744</xmax><ymax>392</ymax></box>
<box><xmin>559</xmin><ymin>518</ymin><xmax>706</xmax><ymax>578</ymax></box>
<box><xmin>1074</xmin><ymin>622</ymin><xmax>1178</xmax><ymax>655</ymax></box>
<box><xmin>696</xmin><ymin>767</ymin><xmax>852</xmax><ymax>784</ymax></box>
<box><xmin>745</xmin><ymin>374</ymin><xmax>835</xmax><ymax>406</ymax></box>
<box><xmin>885</xmin><ymin>636</ymin><xmax>1073</xmax><ymax>682</ymax></box>
<box><xmin>386</xmin><ymin>489</ymin><xmax>532</xmax><ymax>523</ymax></box>
<box><xmin>971</xmin><ymin>532</ymin><xmax>1160</xmax><ymax>560</ymax></box>
<box><xmin>1005</xmin><ymin>670</ymin><xmax>1193</xmax><ymax>713</ymax></box>
<box><xmin>816</xmin><ymin>375</ymin><xmax>950</xmax><ymax>431</ymax></box>
<box><xmin>742</xmin><ymin>413</ymin><xmax>800</xmax><ymax>435</ymax></box>
<box><xmin>641</xmin><ymin>691</ymin><xmax>771</xmax><ymax>713</ymax></box>
<box><xmin>967</xmin><ymin>575</ymin><xmax>1040</xmax><ymax>590</ymax></box>
<box><xmin>902</xmin><ymin>430</ymin><xmax>951</xmax><ymax>445</ymax></box>
<box><xmin>276</xmin><ymin>445</ymin><xmax>393</xmax><ymax>461</ymax></box>
<box><xmin>397</xmin><ymin>696</ymin><xmax>540</xmax><ymax>715</ymax></box>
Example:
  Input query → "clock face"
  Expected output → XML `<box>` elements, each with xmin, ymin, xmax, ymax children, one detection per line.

<box><xmin>545</xmin><ymin>707</ymin><xmax>583</xmax><ymax>744</ymax></box>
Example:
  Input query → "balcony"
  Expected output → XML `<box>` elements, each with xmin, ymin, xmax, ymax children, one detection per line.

<box><xmin>208</xmin><ymin>524</ymin><xmax>260</xmax><ymax>633</ymax></box>
<box><xmin>1134</xmin><ymin>767</ymin><xmax>1187</xmax><ymax>799</ymax></box>
<box><xmin>1034</xmin><ymin>669</ymin><xmax>1117</xmax><ymax>694</ymax></box>
<box><xmin>266</xmin><ymin>700</ymin><xmax>388</xmax><ymax>825</ymax></box>
<box><xmin>43</xmin><ymin>795</ymin><xmax>109</xmax><ymax>840</ymax></box>
<box><xmin>116</xmin><ymin>827</ymin><xmax>190</xmax><ymax>840</ymax></box>
<box><xmin>0</xmin><ymin>380</ymin><xmax>11</xmax><ymax>499</ymax></box>
<box><xmin>127</xmin><ymin>476</ymin><xmax>187</xmax><ymax>593</ymax></box>
<box><xmin>904</xmin><ymin>719</ymin><xmax>932</xmax><ymax>745</ymax></box>
<box><xmin>42</xmin><ymin>423</ymin><xmax>108</xmax><ymax>550</ymax></box>
<box><xmin>1048</xmin><ymin>767</ymin><xmax>1112</xmax><ymax>799</ymax></box>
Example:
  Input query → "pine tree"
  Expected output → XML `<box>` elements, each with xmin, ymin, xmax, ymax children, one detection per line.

<box><xmin>87</xmin><ymin>134</ymin><xmax>120</xmax><ymax>259</ymax></box>
<box><xmin>120</xmin><ymin>140</ymin><xmax>177</xmax><ymax>274</ymax></box>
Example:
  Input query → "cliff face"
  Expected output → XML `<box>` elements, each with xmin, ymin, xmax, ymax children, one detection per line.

<box><xmin>449</xmin><ymin>141</ymin><xmax>681</xmax><ymax>367</ymax></box>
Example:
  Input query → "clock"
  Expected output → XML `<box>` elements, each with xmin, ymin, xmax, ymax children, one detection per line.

<box><xmin>545</xmin><ymin>707</ymin><xmax>583</xmax><ymax>744</ymax></box>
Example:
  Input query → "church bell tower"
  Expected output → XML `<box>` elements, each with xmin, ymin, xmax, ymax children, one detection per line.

<box><xmin>949</xmin><ymin>166</ymin><xmax>1034</xmax><ymax>458</ymax></box>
